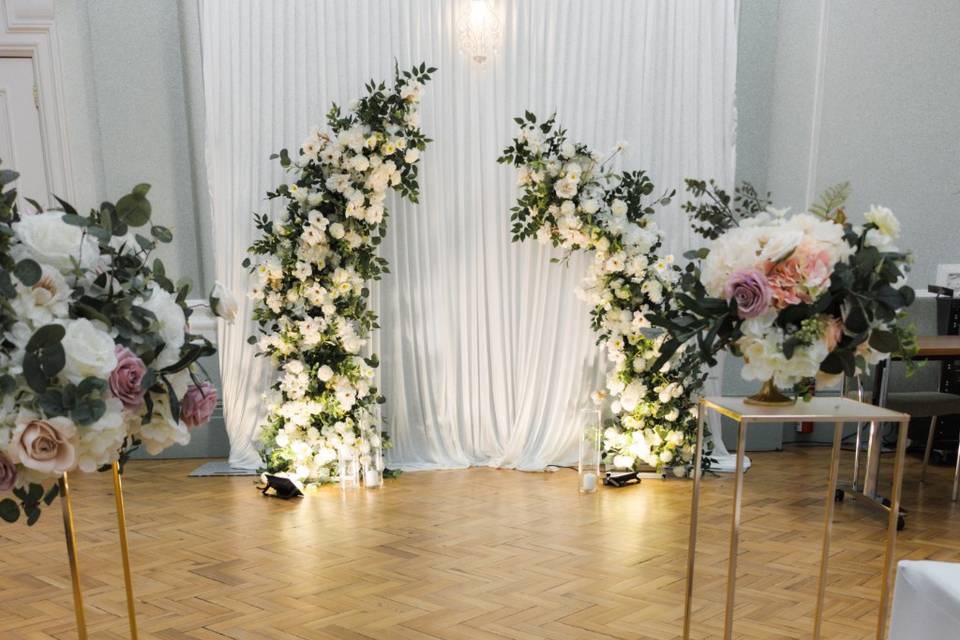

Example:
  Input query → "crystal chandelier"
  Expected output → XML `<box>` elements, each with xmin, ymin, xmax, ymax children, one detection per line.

<box><xmin>458</xmin><ymin>0</ymin><xmax>501</xmax><ymax>64</ymax></box>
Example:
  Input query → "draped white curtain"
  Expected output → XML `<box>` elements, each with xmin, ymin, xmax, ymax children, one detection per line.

<box><xmin>199</xmin><ymin>0</ymin><xmax>739</xmax><ymax>471</ymax></box>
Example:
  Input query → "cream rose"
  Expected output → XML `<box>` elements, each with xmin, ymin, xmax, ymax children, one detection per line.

<box><xmin>10</xmin><ymin>410</ymin><xmax>77</xmax><ymax>475</ymax></box>
<box><xmin>13</xmin><ymin>212</ymin><xmax>100</xmax><ymax>274</ymax></box>
<box><xmin>62</xmin><ymin>318</ymin><xmax>118</xmax><ymax>383</ymax></box>
<box><xmin>864</xmin><ymin>205</ymin><xmax>900</xmax><ymax>240</ymax></box>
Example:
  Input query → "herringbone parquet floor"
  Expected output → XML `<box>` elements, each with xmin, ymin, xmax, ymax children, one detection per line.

<box><xmin>1</xmin><ymin>447</ymin><xmax>958</xmax><ymax>639</ymax></box>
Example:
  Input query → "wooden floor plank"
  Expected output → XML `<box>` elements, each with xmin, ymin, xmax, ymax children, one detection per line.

<box><xmin>1</xmin><ymin>447</ymin><xmax>958</xmax><ymax>639</ymax></box>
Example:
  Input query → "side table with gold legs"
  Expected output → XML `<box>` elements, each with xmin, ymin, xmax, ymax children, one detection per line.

<box><xmin>682</xmin><ymin>396</ymin><xmax>910</xmax><ymax>640</ymax></box>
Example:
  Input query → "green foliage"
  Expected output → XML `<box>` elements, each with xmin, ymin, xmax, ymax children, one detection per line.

<box><xmin>682</xmin><ymin>179</ymin><xmax>770</xmax><ymax>240</ymax></box>
<box><xmin>809</xmin><ymin>182</ymin><xmax>851</xmax><ymax>221</ymax></box>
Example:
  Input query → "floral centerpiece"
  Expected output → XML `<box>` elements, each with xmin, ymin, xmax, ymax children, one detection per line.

<box><xmin>498</xmin><ymin>112</ymin><xmax>712</xmax><ymax>475</ymax></box>
<box><xmin>652</xmin><ymin>181</ymin><xmax>916</xmax><ymax>404</ymax></box>
<box><xmin>0</xmin><ymin>165</ymin><xmax>230</xmax><ymax>525</ymax></box>
<box><xmin>247</xmin><ymin>63</ymin><xmax>435</xmax><ymax>488</ymax></box>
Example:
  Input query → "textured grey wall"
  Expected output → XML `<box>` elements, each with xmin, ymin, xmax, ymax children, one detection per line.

<box><xmin>727</xmin><ymin>0</ymin><xmax>959</xmax><ymax>451</ymax></box>
<box><xmin>56</xmin><ymin>0</ymin><xmax>228</xmax><ymax>460</ymax></box>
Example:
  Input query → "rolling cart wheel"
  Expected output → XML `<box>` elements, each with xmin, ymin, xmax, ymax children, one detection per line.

<box><xmin>834</xmin><ymin>488</ymin><xmax>845</xmax><ymax>502</ymax></box>
<box><xmin>897</xmin><ymin>515</ymin><xmax>906</xmax><ymax>532</ymax></box>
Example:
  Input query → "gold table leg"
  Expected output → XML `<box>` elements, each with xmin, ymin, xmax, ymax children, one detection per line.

<box><xmin>60</xmin><ymin>473</ymin><xmax>88</xmax><ymax>640</ymax></box>
<box><xmin>682</xmin><ymin>400</ymin><xmax>706</xmax><ymax>639</ymax></box>
<box><xmin>722</xmin><ymin>419</ymin><xmax>748</xmax><ymax>640</ymax></box>
<box><xmin>876</xmin><ymin>418</ymin><xmax>908</xmax><ymax>639</ymax></box>
<box><xmin>112</xmin><ymin>462</ymin><xmax>139</xmax><ymax>639</ymax></box>
<box><xmin>813</xmin><ymin>421</ymin><xmax>844</xmax><ymax>638</ymax></box>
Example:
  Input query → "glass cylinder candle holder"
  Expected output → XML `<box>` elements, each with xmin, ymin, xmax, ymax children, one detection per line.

<box><xmin>578</xmin><ymin>408</ymin><xmax>602</xmax><ymax>494</ymax></box>
<box><xmin>363</xmin><ymin>436</ymin><xmax>383</xmax><ymax>489</ymax></box>
<box><xmin>338</xmin><ymin>446</ymin><xmax>360</xmax><ymax>491</ymax></box>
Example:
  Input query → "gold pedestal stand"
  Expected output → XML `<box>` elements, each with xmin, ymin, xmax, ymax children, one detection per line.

<box><xmin>683</xmin><ymin>396</ymin><xmax>910</xmax><ymax>640</ymax></box>
<box><xmin>59</xmin><ymin>462</ymin><xmax>139</xmax><ymax>639</ymax></box>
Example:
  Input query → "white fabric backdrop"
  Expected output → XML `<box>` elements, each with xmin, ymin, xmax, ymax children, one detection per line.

<box><xmin>199</xmin><ymin>0</ymin><xmax>739</xmax><ymax>471</ymax></box>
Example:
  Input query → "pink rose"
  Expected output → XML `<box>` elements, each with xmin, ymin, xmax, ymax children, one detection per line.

<box><xmin>180</xmin><ymin>382</ymin><xmax>217</xmax><ymax>429</ymax></box>
<box><xmin>10</xmin><ymin>413</ymin><xmax>76</xmax><ymax>475</ymax></box>
<box><xmin>0</xmin><ymin>452</ymin><xmax>17</xmax><ymax>491</ymax></box>
<box><xmin>723</xmin><ymin>268</ymin><xmax>773</xmax><ymax>319</ymax></box>
<box><xmin>109</xmin><ymin>346</ymin><xmax>147</xmax><ymax>410</ymax></box>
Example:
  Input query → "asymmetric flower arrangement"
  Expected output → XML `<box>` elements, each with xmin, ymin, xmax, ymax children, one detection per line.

<box><xmin>247</xmin><ymin>63</ymin><xmax>435</xmax><ymax>487</ymax></box>
<box><xmin>0</xmin><ymin>166</ymin><xmax>226</xmax><ymax>525</ymax></box>
<box><xmin>499</xmin><ymin>113</ymin><xmax>711</xmax><ymax>475</ymax></box>
<box><xmin>652</xmin><ymin>180</ymin><xmax>916</xmax><ymax>400</ymax></box>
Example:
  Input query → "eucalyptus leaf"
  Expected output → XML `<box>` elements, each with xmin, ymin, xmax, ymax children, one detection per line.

<box><xmin>0</xmin><ymin>499</ymin><xmax>19</xmax><ymax>523</ymax></box>
<box><xmin>116</xmin><ymin>191</ymin><xmax>152</xmax><ymax>227</ymax></box>
<box><xmin>13</xmin><ymin>259</ymin><xmax>41</xmax><ymax>286</ymax></box>
<box><xmin>25</xmin><ymin>324</ymin><xmax>65</xmax><ymax>352</ymax></box>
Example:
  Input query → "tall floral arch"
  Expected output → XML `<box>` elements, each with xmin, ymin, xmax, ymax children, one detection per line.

<box><xmin>500</xmin><ymin>113</ymin><xmax>711</xmax><ymax>474</ymax></box>
<box><xmin>247</xmin><ymin>64</ymin><xmax>435</xmax><ymax>486</ymax></box>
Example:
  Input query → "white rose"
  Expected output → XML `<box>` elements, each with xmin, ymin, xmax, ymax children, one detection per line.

<box><xmin>619</xmin><ymin>381</ymin><xmax>646</xmax><ymax>413</ymax></box>
<box><xmin>404</xmin><ymin>148</ymin><xmax>420</xmax><ymax>164</ymax></box>
<box><xmin>61</xmin><ymin>318</ymin><xmax>118</xmax><ymax>383</ymax></box>
<box><xmin>580</xmin><ymin>199</ymin><xmax>600</xmax><ymax>214</ymax></box>
<box><xmin>560</xmin><ymin>142</ymin><xmax>576</xmax><ymax>159</ymax></box>
<box><xmin>317</xmin><ymin>365</ymin><xmax>334</xmax><ymax>382</ymax></box>
<box><xmin>328</xmin><ymin>222</ymin><xmax>345</xmax><ymax>239</ymax></box>
<box><xmin>612</xmin><ymin>454</ymin><xmax>635</xmax><ymax>470</ymax></box>
<box><xmin>136</xmin><ymin>284</ymin><xmax>186</xmax><ymax>369</ymax></box>
<box><xmin>13</xmin><ymin>212</ymin><xmax>100</xmax><ymax>274</ymax></box>
<box><xmin>554</xmin><ymin>178</ymin><xmax>578</xmax><ymax>200</ymax></box>
<box><xmin>611</xmin><ymin>199</ymin><xmax>628</xmax><ymax>217</ymax></box>
<box><xmin>210</xmin><ymin>281</ymin><xmax>238</xmax><ymax>322</ymax></box>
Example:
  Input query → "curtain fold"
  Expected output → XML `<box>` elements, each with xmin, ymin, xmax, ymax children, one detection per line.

<box><xmin>199</xmin><ymin>0</ymin><xmax>738</xmax><ymax>471</ymax></box>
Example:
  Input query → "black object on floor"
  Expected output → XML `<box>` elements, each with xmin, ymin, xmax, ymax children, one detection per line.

<box><xmin>261</xmin><ymin>474</ymin><xmax>303</xmax><ymax>499</ymax></box>
<box><xmin>604</xmin><ymin>470</ymin><xmax>641</xmax><ymax>487</ymax></box>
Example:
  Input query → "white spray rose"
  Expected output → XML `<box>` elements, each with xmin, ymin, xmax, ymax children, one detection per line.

<box><xmin>61</xmin><ymin>318</ymin><xmax>118</xmax><ymax>383</ymax></box>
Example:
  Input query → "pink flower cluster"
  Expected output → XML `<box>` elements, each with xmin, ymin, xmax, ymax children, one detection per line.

<box><xmin>724</xmin><ymin>242</ymin><xmax>836</xmax><ymax>319</ymax></box>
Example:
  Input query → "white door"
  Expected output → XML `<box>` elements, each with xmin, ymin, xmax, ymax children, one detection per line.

<box><xmin>0</xmin><ymin>57</ymin><xmax>50</xmax><ymax>209</ymax></box>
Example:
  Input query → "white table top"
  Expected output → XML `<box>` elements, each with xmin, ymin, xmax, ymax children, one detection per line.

<box><xmin>701</xmin><ymin>396</ymin><xmax>910</xmax><ymax>423</ymax></box>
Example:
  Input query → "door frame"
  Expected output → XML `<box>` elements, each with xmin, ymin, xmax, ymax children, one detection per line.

<box><xmin>0</xmin><ymin>0</ymin><xmax>74</xmax><ymax>201</ymax></box>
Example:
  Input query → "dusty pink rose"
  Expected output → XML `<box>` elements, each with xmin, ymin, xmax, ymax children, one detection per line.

<box><xmin>0</xmin><ymin>452</ymin><xmax>17</xmax><ymax>491</ymax></box>
<box><xmin>824</xmin><ymin>317</ymin><xmax>843</xmax><ymax>352</ymax></box>
<box><xmin>723</xmin><ymin>268</ymin><xmax>773</xmax><ymax>319</ymax></box>
<box><xmin>180</xmin><ymin>382</ymin><xmax>217</xmax><ymax>429</ymax></box>
<box><xmin>109</xmin><ymin>346</ymin><xmax>147</xmax><ymax>409</ymax></box>
<box><xmin>10</xmin><ymin>414</ymin><xmax>76</xmax><ymax>475</ymax></box>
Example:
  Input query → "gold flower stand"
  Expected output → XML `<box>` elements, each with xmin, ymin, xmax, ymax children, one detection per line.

<box><xmin>682</xmin><ymin>396</ymin><xmax>910</xmax><ymax>640</ymax></box>
<box><xmin>60</xmin><ymin>462</ymin><xmax>139</xmax><ymax>639</ymax></box>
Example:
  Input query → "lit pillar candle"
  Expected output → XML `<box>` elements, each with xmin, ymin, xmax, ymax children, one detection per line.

<box><xmin>581</xmin><ymin>472</ymin><xmax>598</xmax><ymax>493</ymax></box>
